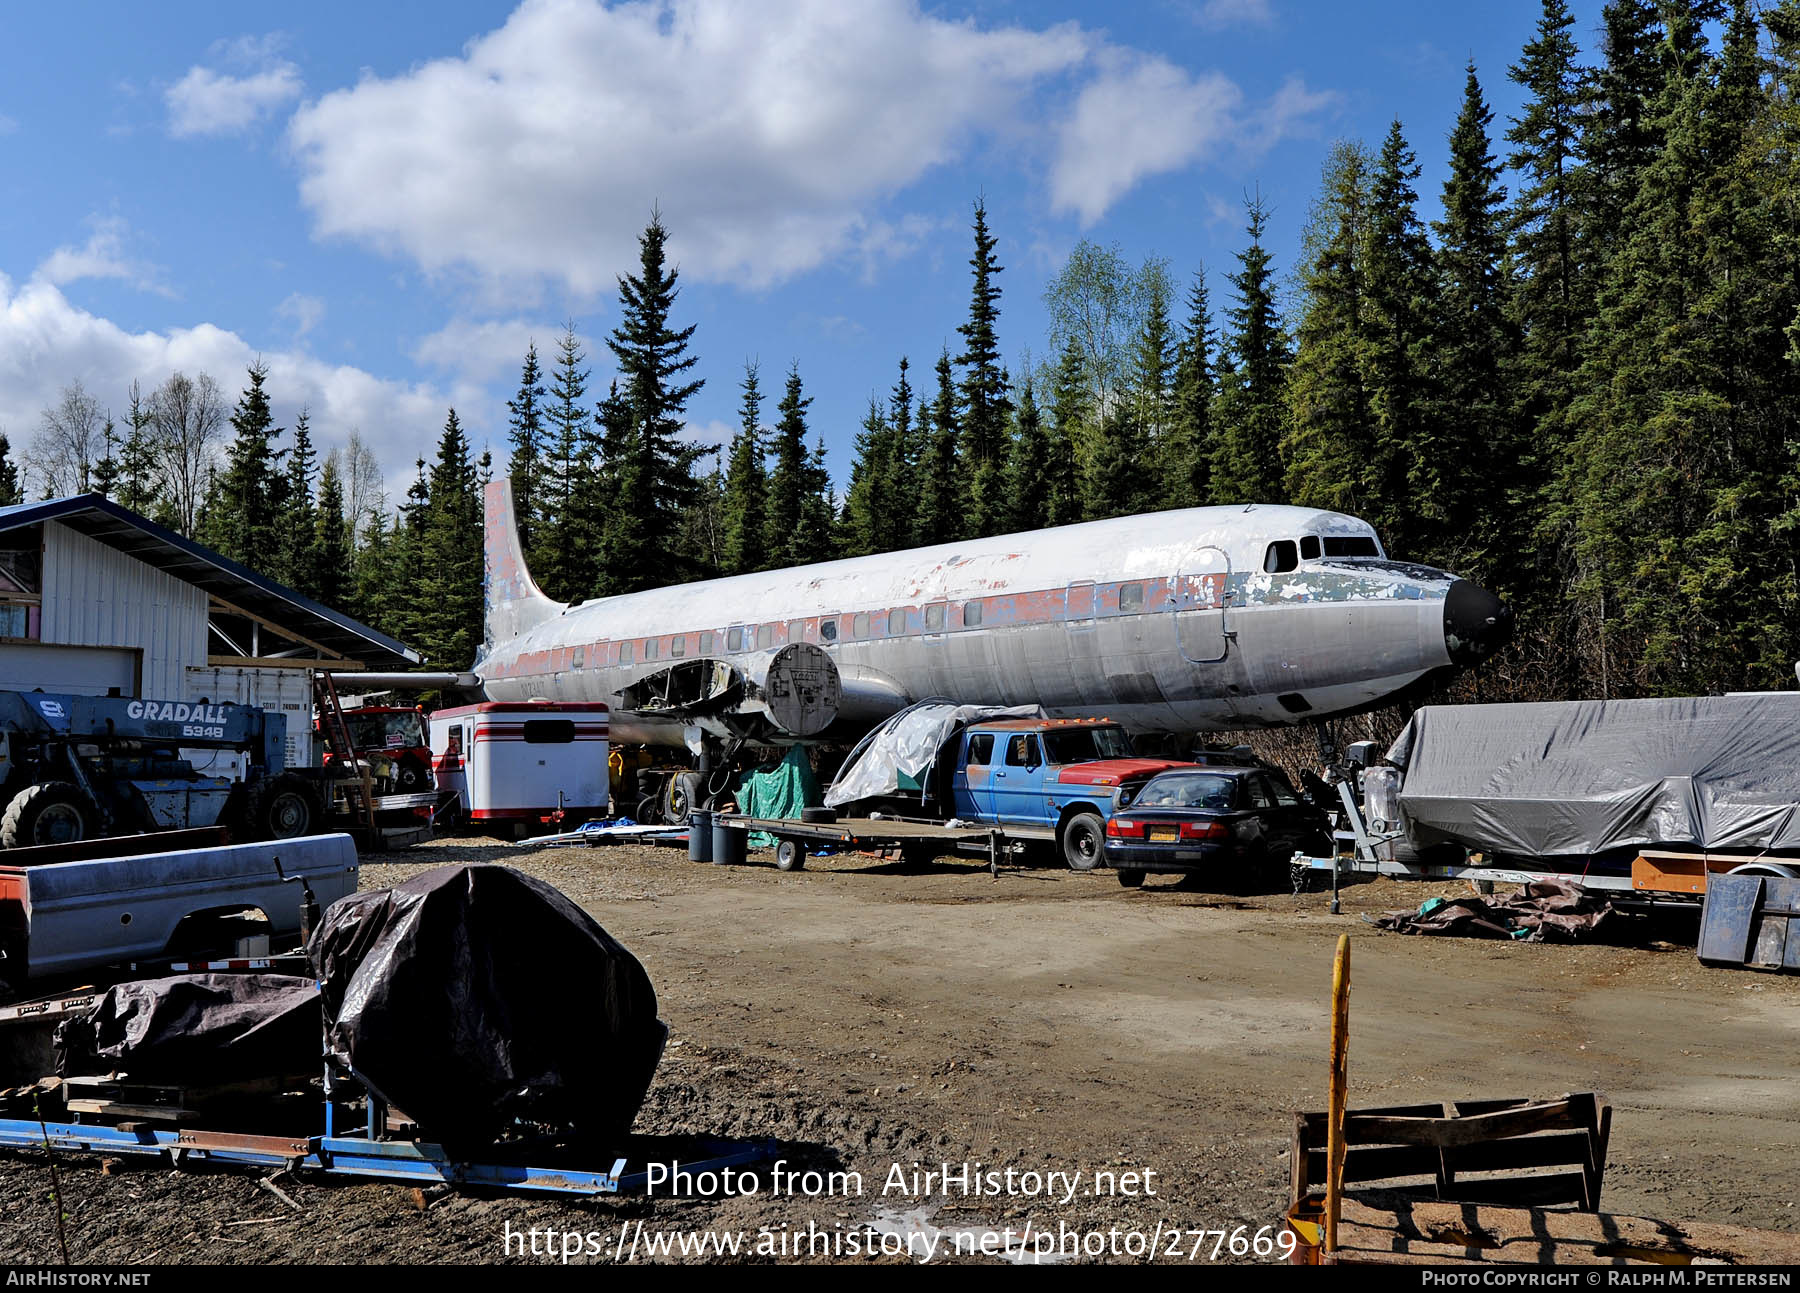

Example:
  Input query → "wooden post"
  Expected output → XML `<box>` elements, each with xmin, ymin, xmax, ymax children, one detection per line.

<box><xmin>1325</xmin><ymin>934</ymin><xmax>1351</xmax><ymax>1254</ymax></box>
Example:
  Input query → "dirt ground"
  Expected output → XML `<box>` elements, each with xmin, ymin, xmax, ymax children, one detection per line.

<box><xmin>3</xmin><ymin>833</ymin><xmax>1798</xmax><ymax>1264</ymax></box>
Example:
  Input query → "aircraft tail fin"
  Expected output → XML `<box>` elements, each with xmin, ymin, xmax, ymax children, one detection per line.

<box><xmin>481</xmin><ymin>480</ymin><xmax>563</xmax><ymax>657</ymax></box>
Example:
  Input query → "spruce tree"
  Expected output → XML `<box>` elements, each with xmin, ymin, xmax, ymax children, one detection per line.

<box><xmin>956</xmin><ymin>198</ymin><xmax>1010</xmax><ymax>536</ymax></box>
<box><xmin>209</xmin><ymin>360</ymin><xmax>287</xmax><ymax>572</ymax></box>
<box><xmin>840</xmin><ymin>397</ymin><xmax>891</xmax><ymax>559</ymax></box>
<box><xmin>721</xmin><ymin>361</ymin><xmax>768</xmax><ymax>572</ymax></box>
<box><xmin>1165</xmin><ymin>268</ymin><xmax>1217</xmax><ymax>507</ymax></box>
<box><xmin>1045</xmin><ymin>335</ymin><xmax>1089</xmax><ymax>526</ymax></box>
<box><xmin>1208</xmin><ymin>196</ymin><xmax>1292</xmax><ymax>505</ymax></box>
<box><xmin>762</xmin><ymin>363</ymin><xmax>813</xmax><ymax>568</ymax></box>
<box><xmin>416</xmin><ymin>411</ymin><xmax>483</xmax><ymax>667</ymax></box>
<box><xmin>0</xmin><ymin>433</ymin><xmax>23</xmax><ymax>507</ymax></box>
<box><xmin>879</xmin><ymin>358</ymin><xmax>918</xmax><ymax>546</ymax></box>
<box><xmin>1428</xmin><ymin>62</ymin><xmax>1517</xmax><ymax>581</ymax></box>
<box><xmin>90</xmin><ymin>419</ymin><xmax>121</xmax><ymax>498</ymax></box>
<box><xmin>1002</xmin><ymin>380</ymin><xmax>1051</xmax><ymax>532</ymax></box>
<box><xmin>507</xmin><ymin>341</ymin><xmax>547</xmax><ymax>556</ymax></box>
<box><xmin>598</xmin><ymin>213</ymin><xmax>706</xmax><ymax>596</ymax></box>
<box><xmin>313</xmin><ymin>454</ymin><xmax>350</xmax><ymax>608</ymax></box>
<box><xmin>1285</xmin><ymin>141</ymin><xmax>1378</xmax><ymax>520</ymax></box>
<box><xmin>915</xmin><ymin>351</ymin><xmax>966</xmax><ymax>545</ymax></box>
<box><xmin>540</xmin><ymin>324</ymin><xmax>593</xmax><ymax>601</ymax></box>
<box><xmin>117</xmin><ymin>381</ymin><xmax>158</xmax><ymax>515</ymax></box>
<box><xmin>281</xmin><ymin>408</ymin><xmax>319</xmax><ymax>596</ymax></box>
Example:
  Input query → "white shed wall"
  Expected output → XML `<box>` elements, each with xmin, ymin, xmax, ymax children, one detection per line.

<box><xmin>38</xmin><ymin>521</ymin><xmax>208</xmax><ymax>699</ymax></box>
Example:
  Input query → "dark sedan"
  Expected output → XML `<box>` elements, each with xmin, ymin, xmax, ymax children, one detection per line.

<box><xmin>1103</xmin><ymin>766</ymin><xmax>1333</xmax><ymax>889</ymax></box>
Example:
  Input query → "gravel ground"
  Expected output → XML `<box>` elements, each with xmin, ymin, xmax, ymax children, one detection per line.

<box><xmin>2</xmin><ymin>832</ymin><xmax>1797</xmax><ymax>1264</ymax></box>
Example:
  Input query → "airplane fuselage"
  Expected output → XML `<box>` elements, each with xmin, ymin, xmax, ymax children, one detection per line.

<box><xmin>477</xmin><ymin>487</ymin><xmax>1511</xmax><ymax>746</ymax></box>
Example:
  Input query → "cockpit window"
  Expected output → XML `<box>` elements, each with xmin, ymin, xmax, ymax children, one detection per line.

<box><xmin>1300</xmin><ymin>535</ymin><xmax>1321</xmax><ymax>561</ymax></box>
<box><xmin>1263</xmin><ymin>540</ymin><xmax>1299</xmax><ymax>574</ymax></box>
<box><xmin>1323</xmin><ymin>536</ymin><xmax>1380</xmax><ymax>558</ymax></box>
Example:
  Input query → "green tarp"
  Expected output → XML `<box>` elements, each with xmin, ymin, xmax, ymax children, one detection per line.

<box><xmin>733</xmin><ymin>747</ymin><xmax>822</xmax><ymax>846</ymax></box>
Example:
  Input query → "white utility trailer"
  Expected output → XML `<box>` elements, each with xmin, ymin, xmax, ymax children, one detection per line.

<box><xmin>429</xmin><ymin>702</ymin><xmax>610</xmax><ymax>836</ymax></box>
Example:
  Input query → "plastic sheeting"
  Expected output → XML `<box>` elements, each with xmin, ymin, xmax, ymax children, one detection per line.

<box><xmin>309</xmin><ymin>864</ymin><xmax>666</xmax><ymax>1152</ymax></box>
<box><xmin>731</xmin><ymin>747</ymin><xmax>822</xmax><ymax>847</ymax></box>
<box><xmin>1387</xmin><ymin>696</ymin><xmax>1800</xmax><ymax>858</ymax></box>
<box><xmin>1368</xmin><ymin>881</ymin><xmax>1617</xmax><ymax>942</ymax></box>
<box><xmin>57</xmin><ymin>974</ymin><xmax>322</xmax><ymax>1083</ymax></box>
<box><xmin>825</xmin><ymin>700</ymin><xmax>1045</xmax><ymax>810</ymax></box>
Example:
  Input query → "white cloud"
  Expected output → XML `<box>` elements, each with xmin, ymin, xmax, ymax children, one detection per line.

<box><xmin>288</xmin><ymin>0</ymin><xmax>1329</xmax><ymax>291</ymax></box>
<box><xmin>291</xmin><ymin>0</ymin><xmax>1089</xmax><ymax>293</ymax></box>
<box><xmin>276</xmin><ymin>292</ymin><xmax>326</xmax><ymax>339</ymax></box>
<box><xmin>1191</xmin><ymin>0</ymin><xmax>1276</xmax><ymax>29</ymax></box>
<box><xmin>412</xmin><ymin>316</ymin><xmax>566</xmax><ymax>385</ymax></box>
<box><xmin>1051</xmin><ymin>51</ymin><xmax>1245</xmax><ymax>227</ymax></box>
<box><xmin>0</xmin><ymin>274</ymin><xmax>467</xmax><ymax>505</ymax></box>
<box><xmin>33</xmin><ymin>216</ymin><xmax>171</xmax><ymax>297</ymax></box>
<box><xmin>166</xmin><ymin>34</ymin><xmax>303</xmax><ymax>138</ymax></box>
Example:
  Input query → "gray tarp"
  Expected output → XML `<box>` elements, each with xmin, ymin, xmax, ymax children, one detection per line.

<box><xmin>825</xmin><ymin>700</ymin><xmax>1044</xmax><ymax>811</ymax></box>
<box><xmin>1387</xmin><ymin>696</ymin><xmax>1800</xmax><ymax>858</ymax></box>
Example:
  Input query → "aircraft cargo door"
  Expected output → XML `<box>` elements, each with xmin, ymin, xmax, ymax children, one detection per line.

<box><xmin>1175</xmin><ymin>545</ymin><xmax>1230</xmax><ymax>663</ymax></box>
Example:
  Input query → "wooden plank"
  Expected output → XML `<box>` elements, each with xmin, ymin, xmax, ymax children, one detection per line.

<box><xmin>1346</xmin><ymin>1099</ymin><xmax>1580</xmax><ymax>1148</ymax></box>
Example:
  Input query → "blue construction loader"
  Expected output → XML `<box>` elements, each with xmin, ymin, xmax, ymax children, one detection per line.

<box><xmin>0</xmin><ymin>689</ymin><xmax>319</xmax><ymax>849</ymax></box>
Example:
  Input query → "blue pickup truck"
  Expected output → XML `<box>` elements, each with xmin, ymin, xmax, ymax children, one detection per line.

<box><xmin>948</xmin><ymin>718</ymin><xmax>1194</xmax><ymax>870</ymax></box>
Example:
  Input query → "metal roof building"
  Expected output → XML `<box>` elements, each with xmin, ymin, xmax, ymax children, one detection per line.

<box><xmin>0</xmin><ymin>495</ymin><xmax>418</xmax><ymax>749</ymax></box>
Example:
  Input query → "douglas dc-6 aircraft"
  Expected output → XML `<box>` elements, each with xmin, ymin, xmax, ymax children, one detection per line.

<box><xmin>475</xmin><ymin>481</ymin><xmax>1512</xmax><ymax>750</ymax></box>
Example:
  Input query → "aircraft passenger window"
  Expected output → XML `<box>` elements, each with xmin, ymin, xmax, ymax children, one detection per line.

<box><xmin>1263</xmin><ymin>540</ymin><xmax>1299</xmax><ymax>574</ymax></box>
<box><xmin>1119</xmin><ymin>583</ymin><xmax>1143</xmax><ymax>613</ymax></box>
<box><xmin>1323</xmin><ymin>536</ymin><xmax>1380</xmax><ymax>558</ymax></box>
<box><xmin>821</xmin><ymin>619</ymin><xmax>838</xmax><ymax>642</ymax></box>
<box><xmin>1005</xmin><ymin>734</ymin><xmax>1040</xmax><ymax>767</ymax></box>
<box><xmin>620</xmin><ymin>640</ymin><xmax>634</xmax><ymax>665</ymax></box>
<box><xmin>726</xmin><ymin>627</ymin><xmax>743</xmax><ymax>652</ymax></box>
<box><xmin>887</xmin><ymin>608</ymin><xmax>906</xmax><ymax>636</ymax></box>
<box><xmin>789</xmin><ymin>619</ymin><xmax>806</xmax><ymax>643</ymax></box>
<box><xmin>756</xmin><ymin>624</ymin><xmax>775</xmax><ymax>650</ymax></box>
<box><xmin>924</xmin><ymin>603</ymin><xmax>945</xmax><ymax>631</ymax></box>
<box><xmin>670</xmin><ymin>635</ymin><xmax>685</xmax><ymax>658</ymax></box>
<box><xmin>644</xmin><ymin>638</ymin><xmax>659</xmax><ymax>661</ymax></box>
<box><xmin>967</xmin><ymin>733</ymin><xmax>995</xmax><ymax>764</ymax></box>
<box><xmin>853</xmin><ymin>613</ymin><xmax>870</xmax><ymax>639</ymax></box>
<box><xmin>572</xmin><ymin>646</ymin><xmax>585</xmax><ymax>669</ymax></box>
<box><xmin>963</xmin><ymin>601</ymin><xmax>983</xmax><ymax>628</ymax></box>
<box><xmin>1300</xmin><ymin>535</ymin><xmax>1321</xmax><ymax>561</ymax></box>
<box><xmin>700</xmin><ymin>632</ymin><xmax>715</xmax><ymax>653</ymax></box>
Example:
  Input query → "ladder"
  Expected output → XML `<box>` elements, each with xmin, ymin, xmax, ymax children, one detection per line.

<box><xmin>312</xmin><ymin>671</ymin><xmax>377</xmax><ymax>834</ymax></box>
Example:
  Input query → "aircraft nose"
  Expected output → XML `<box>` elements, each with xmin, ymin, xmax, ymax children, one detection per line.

<box><xmin>1443</xmin><ymin>579</ymin><xmax>1513</xmax><ymax>666</ymax></box>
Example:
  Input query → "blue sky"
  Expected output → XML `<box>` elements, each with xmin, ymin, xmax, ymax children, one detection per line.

<box><xmin>0</xmin><ymin>0</ymin><xmax>1605</xmax><ymax>510</ymax></box>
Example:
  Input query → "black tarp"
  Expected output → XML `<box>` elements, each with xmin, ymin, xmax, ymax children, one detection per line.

<box><xmin>1386</xmin><ymin>696</ymin><xmax>1800</xmax><ymax>859</ymax></box>
<box><xmin>309</xmin><ymin>864</ymin><xmax>665</xmax><ymax>1152</ymax></box>
<box><xmin>57</xmin><ymin>974</ymin><xmax>321</xmax><ymax>1083</ymax></box>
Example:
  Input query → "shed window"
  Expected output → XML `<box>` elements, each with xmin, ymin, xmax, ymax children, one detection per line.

<box><xmin>1263</xmin><ymin>540</ymin><xmax>1299</xmax><ymax>574</ymax></box>
<box><xmin>963</xmin><ymin>601</ymin><xmax>983</xmax><ymax>628</ymax></box>
<box><xmin>523</xmin><ymin>720</ymin><xmax>575</xmax><ymax>744</ymax></box>
<box><xmin>853</xmin><ymin>613</ymin><xmax>870</xmax><ymax>639</ymax></box>
<box><xmin>1119</xmin><ymin>583</ymin><xmax>1144</xmax><ymax>613</ymax></box>
<box><xmin>1300</xmin><ymin>535</ymin><xmax>1321</xmax><ymax>561</ymax></box>
<box><xmin>887</xmin><ymin>608</ymin><xmax>906</xmax><ymax>636</ymax></box>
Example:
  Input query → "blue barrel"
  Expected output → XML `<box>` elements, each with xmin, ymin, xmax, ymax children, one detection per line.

<box><xmin>712</xmin><ymin>818</ymin><xmax>748</xmax><ymax>866</ymax></box>
<box><xmin>688</xmin><ymin>810</ymin><xmax>713</xmax><ymax>862</ymax></box>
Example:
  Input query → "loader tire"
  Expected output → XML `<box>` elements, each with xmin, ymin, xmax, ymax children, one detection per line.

<box><xmin>258</xmin><ymin>777</ymin><xmax>318</xmax><ymax>841</ymax></box>
<box><xmin>1</xmin><ymin>782</ymin><xmax>94</xmax><ymax>849</ymax></box>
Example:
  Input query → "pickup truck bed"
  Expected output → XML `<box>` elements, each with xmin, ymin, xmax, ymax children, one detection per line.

<box><xmin>0</xmin><ymin>833</ymin><xmax>358</xmax><ymax>983</ymax></box>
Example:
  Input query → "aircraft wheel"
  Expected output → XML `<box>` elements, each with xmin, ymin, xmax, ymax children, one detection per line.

<box><xmin>774</xmin><ymin>838</ymin><xmax>805</xmax><ymax>872</ymax></box>
<box><xmin>1</xmin><ymin>781</ymin><xmax>93</xmax><ymax>849</ymax></box>
<box><xmin>1117</xmin><ymin>868</ymin><xmax>1145</xmax><ymax>888</ymax></box>
<box><xmin>1061</xmin><ymin>812</ymin><xmax>1104</xmax><ymax>871</ymax></box>
<box><xmin>666</xmin><ymin>771</ymin><xmax>703</xmax><ymax>822</ymax></box>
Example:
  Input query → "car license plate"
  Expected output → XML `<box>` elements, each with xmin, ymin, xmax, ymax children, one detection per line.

<box><xmin>1149</xmin><ymin>826</ymin><xmax>1178</xmax><ymax>842</ymax></box>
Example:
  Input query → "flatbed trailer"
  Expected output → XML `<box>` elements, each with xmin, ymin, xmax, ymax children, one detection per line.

<box><xmin>713</xmin><ymin>813</ymin><xmax>1055</xmax><ymax>874</ymax></box>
